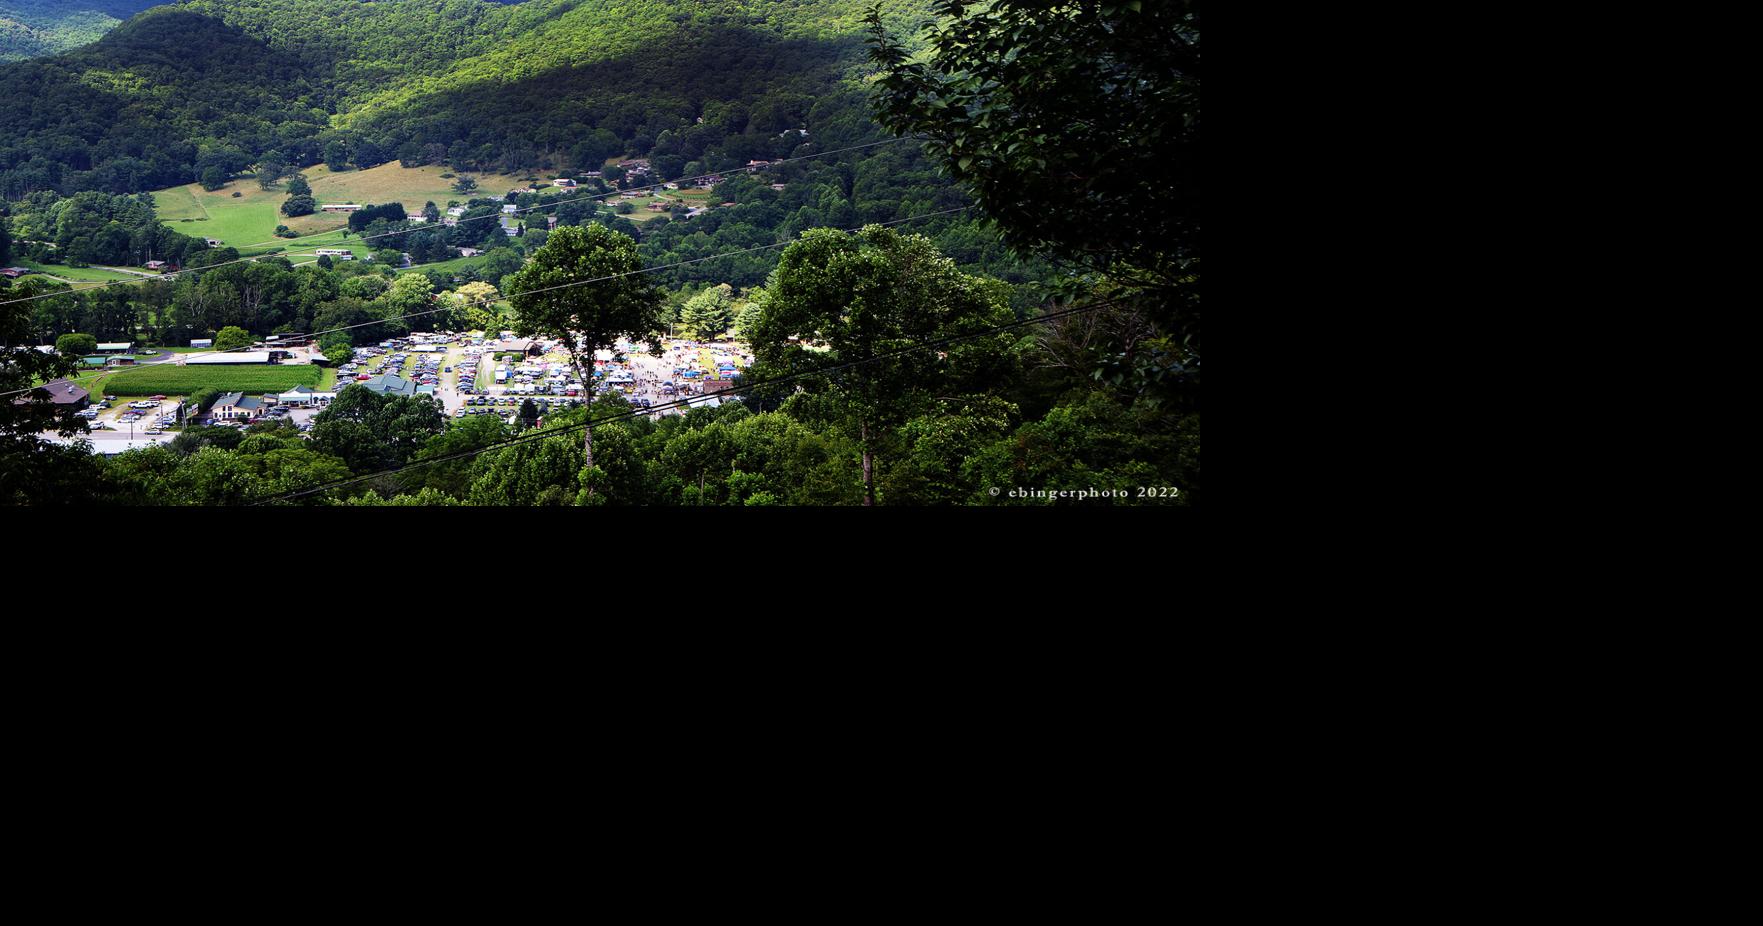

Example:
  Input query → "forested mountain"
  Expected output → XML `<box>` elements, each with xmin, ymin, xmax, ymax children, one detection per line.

<box><xmin>0</xmin><ymin>0</ymin><xmax>930</xmax><ymax>198</ymax></box>
<box><xmin>0</xmin><ymin>1</ymin><xmax>155</xmax><ymax>61</ymax></box>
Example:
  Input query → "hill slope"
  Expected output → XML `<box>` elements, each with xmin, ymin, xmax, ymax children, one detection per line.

<box><xmin>0</xmin><ymin>1</ymin><xmax>155</xmax><ymax>61</ymax></box>
<box><xmin>0</xmin><ymin>0</ymin><xmax>931</xmax><ymax>198</ymax></box>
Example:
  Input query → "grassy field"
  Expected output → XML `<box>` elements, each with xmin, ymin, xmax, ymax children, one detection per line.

<box><xmin>11</xmin><ymin>260</ymin><xmax>142</xmax><ymax>283</ymax></box>
<box><xmin>103</xmin><ymin>364</ymin><xmax>322</xmax><ymax>395</ymax></box>
<box><xmin>149</xmin><ymin>163</ymin><xmax>530</xmax><ymax>262</ymax></box>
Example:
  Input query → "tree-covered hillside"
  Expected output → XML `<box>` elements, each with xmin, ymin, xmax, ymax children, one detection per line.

<box><xmin>0</xmin><ymin>1</ymin><xmax>155</xmax><ymax>61</ymax></box>
<box><xmin>0</xmin><ymin>0</ymin><xmax>930</xmax><ymax>198</ymax></box>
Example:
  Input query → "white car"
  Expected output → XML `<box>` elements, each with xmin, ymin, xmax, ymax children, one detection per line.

<box><xmin>129</xmin><ymin>401</ymin><xmax>156</xmax><ymax>409</ymax></box>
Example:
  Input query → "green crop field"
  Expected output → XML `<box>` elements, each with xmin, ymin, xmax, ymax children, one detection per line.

<box><xmin>103</xmin><ymin>364</ymin><xmax>321</xmax><ymax>395</ymax></box>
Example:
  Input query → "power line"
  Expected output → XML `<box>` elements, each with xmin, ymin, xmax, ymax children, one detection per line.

<box><xmin>256</xmin><ymin>299</ymin><xmax>1119</xmax><ymax>505</ymax></box>
<box><xmin>0</xmin><ymin>136</ymin><xmax>922</xmax><ymax>309</ymax></box>
<box><xmin>2</xmin><ymin>207</ymin><xmax>968</xmax><ymax>402</ymax></box>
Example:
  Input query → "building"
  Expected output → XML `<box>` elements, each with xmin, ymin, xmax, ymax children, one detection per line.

<box><xmin>15</xmin><ymin>379</ymin><xmax>88</xmax><ymax>412</ymax></box>
<box><xmin>494</xmin><ymin>338</ymin><xmax>544</xmax><ymax>358</ymax></box>
<box><xmin>447</xmin><ymin>206</ymin><xmax>467</xmax><ymax>217</ymax></box>
<box><xmin>502</xmin><ymin>204</ymin><xmax>518</xmax><ymax>214</ymax></box>
<box><xmin>144</xmin><ymin>261</ymin><xmax>169</xmax><ymax>271</ymax></box>
<box><xmin>553</xmin><ymin>178</ymin><xmax>577</xmax><ymax>189</ymax></box>
<box><xmin>703</xmin><ymin>378</ymin><xmax>737</xmax><ymax>397</ymax></box>
<box><xmin>355</xmin><ymin>373</ymin><xmax>418</xmax><ymax>398</ymax></box>
<box><xmin>96</xmin><ymin>342</ymin><xmax>133</xmax><ymax>354</ymax></box>
<box><xmin>266</xmin><ymin>333</ymin><xmax>311</xmax><ymax>347</ymax></box>
<box><xmin>0</xmin><ymin>267</ymin><xmax>32</xmax><ymax>279</ymax></box>
<box><xmin>320</xmin><ymin>204</ymin><xmax>365</xmax><ymax>212</ymax></box>
<box><xmin>190</xmin><ymin>339</ymin><xmax>213</xmax><ymax>349</ymax></box>
<box><xmin>459</xmin><ymin>248</ymin><xmax>482</xmax><ymax>258</ymax></box>
<box><xmin>187</xmin><ymin>351</ymin><xmax>272</xmax><ymax>365</ymax></box>
<box><xmin>273</xmin><ymin>386</ymin><xmax>334</xmax><ymax>407</ymax></box>
<box><xmin>205</xmin><ymin>238</ymin><xmax>223</xmax><ymax>247</ymax></box>
<box><xmin>212</xmin><ymin>392</ymin><xmax>263</xmax><ymax>420</ymax></box>
<box><xmin>315</xmin><ymin>249</ymin><xmax>355</xmax><ymax>261</ymax></box>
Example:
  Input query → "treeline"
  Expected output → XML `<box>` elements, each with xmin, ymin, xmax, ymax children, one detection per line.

<box><xmin>7</xmin><ymin>248</ymin><xmax>504</xmax><ymax>347</ymax></box>
<box><xmin>3</xmin><ymin>190</ymin><xmax>207</xmax><ymax>267</ymax></box>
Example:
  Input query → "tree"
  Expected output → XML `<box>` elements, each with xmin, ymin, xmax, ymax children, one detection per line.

<box><xmin>200</xmin><ymin>166</ymin><xmax>228</xmax><ymax>191</ymax></box>
<box><xmin>443</xmin><ymin>281</ymin><xmax>501</xmax><ymax>331</ymax></box>
<box><xmin>286</xmin><ymin>174</ymin><xmax>312</xmax><ymax>197</ymax></box>
<box><xmin>3</xmin><ymin>280</ymin><xmax>89</xmax><ymax>504</ymax></box>
<box><xmin>319</xmin><ymin>332</ymin><xmax>355</xmax><ymax>366</ymax></box>
<box><xmin>867</xmin><ymin>1</ymin><xmax>1200</xmax><ymax>337</ymax></box>
<box><xmin>310</xmin><ymin>388</ymin><xmax>445</xmax><ymax>474</ymax></box>
<box><xmin>213</xmin><ymin>326</ymin><xmax>253</xmax><ymax>351</ymax></box>
<box><xmin>749</xmin><ymin>226</ymin><xmax>1018</xmax><ymax>505</ymax></box>
<box><xmin>257</xmin><ymin>156</ymin><xmax>289</xmax><ymax>191</ymax></box>
<box><xmin>55</xmin><ymin>333</ymin><xmax>97</xmax><ymax>357</ymax></box>
<box><xmin>281</xmin><ymin>195</ymin><xmax>316</xmax><ymax>217</ymax></box>
<box><xmin>452</xmin><ymin>175</ymin><xmax>478</xmax><ymax>195</ymax></box>
<box><xmin>679</xmin><ymin>284</ymin><xmax>735</xmax><ymax>340</ymax></box>
<box><xmin>324</xmin><ymin>140</ymin><xmax>351</xmax><ymax>172</ymax></box>
<box><xmin>504</xmin><ymin>224</ymin><xmax>663</xmax><ymax>478</ymax></box>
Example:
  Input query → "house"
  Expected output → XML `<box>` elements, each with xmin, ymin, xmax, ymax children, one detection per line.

<box><xmin>212</xmin><ymin>392</ymin><xmax>263</xmax><ymax>420</ymax></box>
<box><xmin>553</xmin><ymin>178</ymin><xmax>577</xmax><ymax>189</ymax></box>
<box><xmin>0</xmin><ymin>267</ymin><xmax>32</xmax><ymax>279</ymax></box>
<box><xmin>14</xmin><ymin>379</ymin><xmax>88</xmax><ymax>412</ymax></box>
<box><xmin>770</xmin><ymin>183</ymin><xmax>787</xmax><ymax>191</ymax></box>
<box><xmin>354</xmin><ymin>373</ymin><xmax>418</xmax><ymax>398</ymax></box>
<box><xmin>144</xmin><ymin>261</ymin><xmax>168</xmax><ymax>271</ymax></box>
<box><xmin>315</xmin><ymin>249</ymin><xmax>355</xmax><ymax>261</ymax></box>
<box><xmin>458</xmin><ymin>248</ymin><xmax>482</xmax><ymax>258</ymax></box>
<box><xmin>502</xmin><ymin>204</ymin><xmax>518</xmax><ymax>214</ymax></box>
<box><xmin>320</xmin><ymin>204</ymin><xmax>365</xmax><ymax>212</ymax></box>
<box><xmin>447</xmin><ymin>206</ymin><xmax>467</xmax><ymax>217</ymax></box>
<box><xmin>205</xmin><ymin>238</ymin><xmax>223</xmax><ymax>247</ymax></box>
<box><xmin>703</xmin><ymin>378</ymin><xmax>737</xmax><ymax>396</ymax></box>
<box><xmin>407</xmin><ymin>215</ymin><xmax>429</xmax><ymax>224</ymax></box>
<box><xmin>747</xmin><ymin>160</ymin><xmax>773</xmax><ymax>168</ymax></box>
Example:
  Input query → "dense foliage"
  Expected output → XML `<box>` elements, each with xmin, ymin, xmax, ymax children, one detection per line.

<box><xmin>0</xmin><ymin>1</ymin><xmax>154</xmax><ymax>61</ymax></box>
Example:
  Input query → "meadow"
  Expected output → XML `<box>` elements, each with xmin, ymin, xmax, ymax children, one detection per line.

<box><xmin>151</xmin><ymin>163</ymin><xmax>530</xmax><ymax>260</ymax></box>
<box><xmin>11</xmin><ymin>260</ymin><xmax>141</xmax><ymax>283</ymax></box>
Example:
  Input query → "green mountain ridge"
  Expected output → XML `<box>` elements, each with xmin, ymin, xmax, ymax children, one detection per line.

<box><xmin>0</xmin><ymin>0</ymin><xmax>931</xmax><ymax>198</ymax></box>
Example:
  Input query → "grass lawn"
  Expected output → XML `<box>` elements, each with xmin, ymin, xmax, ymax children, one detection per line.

<box><xmin>103</xmin><ymin>364</ymin><xmax>322</xmax><ymax>396</ymax></box>
<box><xmin>11</xmin><ymin>260</ymin><xmax>141</xmax><ymax>284</ymax></box>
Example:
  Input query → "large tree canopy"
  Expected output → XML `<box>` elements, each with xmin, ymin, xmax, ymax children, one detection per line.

<box><xmin>867</xmin><ymin>0</ymin><xmax>1200</xmax><ymax>326</ymax></box>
